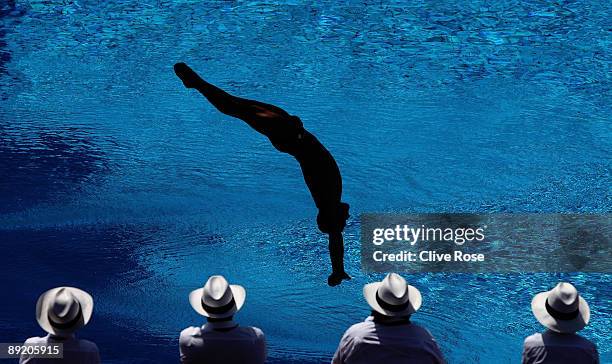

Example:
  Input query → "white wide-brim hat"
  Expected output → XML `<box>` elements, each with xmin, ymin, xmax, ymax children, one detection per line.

<box><xmin>363</xmin><ymin>273</ymin><xmax>422</xmax><ymax>317</ymax></box>
<box><xmin>189</xmin><ymin>275</ymin><xmax>246</xmax><ymax>319</ymax></box>
<box><xmin>36</xmin><ymin>287</ymin><xmax>94</xmax><ymax>336</ymax></box>
<box><xmin>531</xmin><ymin>282</ymin><xmax>590</xmax><ymax>333</ymax></box>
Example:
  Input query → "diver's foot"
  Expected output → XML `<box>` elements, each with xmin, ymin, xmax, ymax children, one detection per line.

<box><xmin>174</xmin><ymin>62</ymin><xmax>203</xmax><ymax>88</ymax></box>
<box><xmin>328</xmin><ymin>271</ymin><xmax>352</xmax><ymax>287</ymax></box>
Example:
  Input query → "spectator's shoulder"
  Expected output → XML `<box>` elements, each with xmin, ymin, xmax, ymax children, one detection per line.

<box><xmin>410</xmin><ymin>322</ymin><xmax>436</xmax><ymax>336</ymax></box>
<box><xmin>23</xmin><ymin>336</ymin><xmax>45</xmax><ymax>345</ymax></box>
<box><xmin>77</xmin><ymin>339</ymin><xmax>99</xmax><ymax>353</ymax></box>
<box><xmin>179</xmin><ymin>326</ymin><xmax>202</xmax><ymax>345</ymax></box>
<box><xmin>573</xmin><ymin>334</ymin><xmax>598</xmax><ymax>350</ymax></box>
<box><xmin>385</xmin><ymin>322</ymin><xmax>435</xmax><ymax>344</ymax></box>
<box><xmin>523</xmin><ymin>333</ymin><xmax>544</xmax><ymax>348</ymax></box>
<box><xmin>247</xmin><ymin>326</ymin><xmax>266</xmax><ymax>340</ymax></box>
<box><xmin>343</xmin><ymin>321</ymin><xmax>372</xmax><ymax>342</ymax></box>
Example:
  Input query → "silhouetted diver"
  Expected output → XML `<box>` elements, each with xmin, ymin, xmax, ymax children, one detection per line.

<box><xmin>174</xmin><ymin>63</ymin><xmax>351</xmax><ymax>286</ymax></box>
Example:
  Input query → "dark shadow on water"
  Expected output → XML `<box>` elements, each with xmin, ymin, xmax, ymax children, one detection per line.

<box><xmin>0</xmin><ymin>224</ymin><xmax>334</xmax><ymax>363</ymax></box>
<box><xmin>0</xmin><ymin>224</ymin><xmax>178</xmax><ymax>363</ymax></box>
<box><xmin>0</xmin><ymin>127</ymin><xmax>109</xmax><ymax>213</ymax></box>
<box><xmin>0</xmin><ymin>1</ymin><xmax>16</xmax><ymax>75</ymax></box>
<box><xmin>0</xmin><ymin>0</ymin><xmax>26</xmax><ymax>91</ymax></box>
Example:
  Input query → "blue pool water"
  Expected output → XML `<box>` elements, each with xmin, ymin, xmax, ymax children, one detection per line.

<box><xmin>1</xmin><ymin>1</ymin><xmax>610</xmax><ymax>363</ymax></box>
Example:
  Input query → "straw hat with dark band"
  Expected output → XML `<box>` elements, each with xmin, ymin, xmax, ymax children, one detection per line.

<box><xmin>189</xmin><ymin>275</ymin><xmax>246</xmax><ymax>319</ymax></box>
<box><xmin>531</xmin><ymin>282</ymin><xmax>590</xmax><ymax>333</ymax></box>
<box><xmin>36</xmin><ymin>287</ymin><xmax>94</xmax><ymax>336</ymax></box>
<box><xmin>363</xmin><ymin>273</ymin><xmax>422</xmax><ymax>317</ymax></box>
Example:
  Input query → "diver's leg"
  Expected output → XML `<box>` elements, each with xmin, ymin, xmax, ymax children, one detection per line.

<box><xmin>174</xmin><ymin>63</ymin><xmax>292</xmax><ymax>137</ymax></box>
<box><xmin>327</xmin><ymin>232</ymin><xmax>351</xmax><ymax>286</ymax></box>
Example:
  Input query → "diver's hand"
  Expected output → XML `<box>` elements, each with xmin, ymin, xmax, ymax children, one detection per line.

<box><xmin>328</xmin><ymin>271</ymin><xmax>351</xmax><ymax>287</ymax></box>
<box><xmin>174</xmin><ymin>62</ymin><xmax>203</xmax><ymax>89</ymax></box>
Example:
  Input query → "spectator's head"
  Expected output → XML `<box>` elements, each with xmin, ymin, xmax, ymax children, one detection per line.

<box><xmin>189</xmin><ymin>275</ymin><xmax>246</xmax><ymax>320</ymax></box>
<box><xmin>363</xmin><ymin>273</ymin><xmax>421</xmax><ymax>319</ymax></box>
<box><xmin>531</xmin><ymin>282</ymin><xmax>590</xmax><ymax>334</ymax></box>
<box><xmin>36</xmin><ymin>287</ymin><xmax>94</xmax><ymax>337</ymax></box>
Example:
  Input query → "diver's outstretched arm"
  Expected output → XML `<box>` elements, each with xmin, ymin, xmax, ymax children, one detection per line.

<box><xmin>328</xmin><ymin>232</ymin><xmax>351</xmax><ymax>286</ymax></box>
<box><xmin>174</xmin><ymin>63</ymin><xmax>291</xmax><ymax>137</ymax></box>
